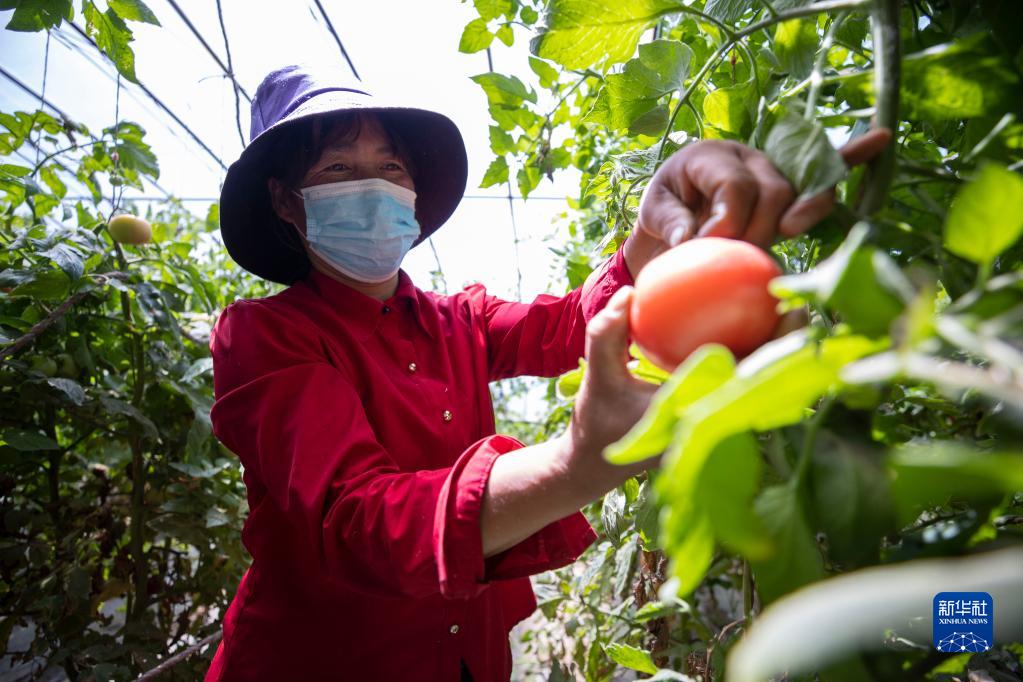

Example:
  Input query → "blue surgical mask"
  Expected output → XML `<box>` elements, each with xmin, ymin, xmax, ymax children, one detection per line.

<box><xmin>298</xmin><ymin>178</ymin><xmax>420</xmax><ymax>284</ymax></box>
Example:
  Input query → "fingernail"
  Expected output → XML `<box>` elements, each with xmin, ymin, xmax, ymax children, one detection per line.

<box><xmin>669</xmin><ymin>226</ymin><xmax>686</xmax><ymax>246</ymax></box>
<box><xmin>711</xmin><ymin>202</ymin><xmax>728</xmax><ymax>220</ymax></box>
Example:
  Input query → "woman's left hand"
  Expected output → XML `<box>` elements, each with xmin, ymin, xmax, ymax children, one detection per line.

<box><xmin>623</xmin><ymin>130</ymin><xmax>892</xmax><ymax>274</ymax></box>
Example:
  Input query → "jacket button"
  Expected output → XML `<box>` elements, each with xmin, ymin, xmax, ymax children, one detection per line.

<box><xmin>449</xmin><ymin>624</ymin><xmax>459</xmax><ymax>634</ymax></box>
<box><xmin>382</xmin><ymin>305</ymin><xmax>391</xmax><ymax>314</ymax></box>
<box><xmin>408</xmin><ymin>362</ymin><xmax>417</xmax><ymax>373</ymax></box>
<box><xmin>442</xmin><ymin>410</ymin><xmax>453</xmax><ymax>422</ymax></box>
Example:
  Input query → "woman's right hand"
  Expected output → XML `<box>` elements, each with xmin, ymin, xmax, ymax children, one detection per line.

<box><xmin>562</xmin><ymin>286</ymin><xmax>662</xmax><ymax>497</ymax></box>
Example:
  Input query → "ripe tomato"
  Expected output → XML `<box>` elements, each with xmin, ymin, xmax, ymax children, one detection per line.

<box><xmin>630</xmin><ymin>237</ymin><xmax>782</xmax><ymax>371</ymax></box>
<box><xmin>108</xmin><ymin>214</ymin><xmax>152</xmax><ymax>245</ymax></box>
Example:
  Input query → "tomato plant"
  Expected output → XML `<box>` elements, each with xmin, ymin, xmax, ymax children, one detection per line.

<box><xmin>464</xmin><ymin>0</ymin><xmax>1023</xmax><ymax>679</ymax></box>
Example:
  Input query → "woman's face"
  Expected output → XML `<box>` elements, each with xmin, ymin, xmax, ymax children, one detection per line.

<box><xmin>268</xmin><ymin>114</ymin><xmax>415</xmax><ymax>237</ymax></box>
<box><xmin>300</xmin><ymin>114</ymin><xmax>415</xmax><ymax>193</ymax></box>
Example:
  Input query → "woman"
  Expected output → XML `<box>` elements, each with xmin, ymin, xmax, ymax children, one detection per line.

<box><xmin>208</xmin><ymin>65</ymin><xmax>889</xmax><ymax>681</ymax></box>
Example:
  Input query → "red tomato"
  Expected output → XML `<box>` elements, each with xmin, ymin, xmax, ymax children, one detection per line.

<box><xmin>630</xmin><ymin>237</ymin><xmax>783</xmax><ymax>371</ymax></box>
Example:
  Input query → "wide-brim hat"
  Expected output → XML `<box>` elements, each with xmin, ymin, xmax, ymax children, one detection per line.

<box><xmin>220</xmin><ymin>65</ymin><xmax>468</xmax><ymax>285</ymax></box>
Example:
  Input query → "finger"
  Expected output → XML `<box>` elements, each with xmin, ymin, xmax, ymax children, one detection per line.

<box><xmin>638</xmin><ymin>181</ymin><xmax>699</xmax><ymax>247</ymax></box>
<box><xmin>839</xmin><ymin>128</ymin><xmax>892</xmax><ymax>167</ymax></box>
<box><xmin>688</xmin><ymin>148</ymin><xmax>760</xmax><ymax>239</ymax></box>
<box><xmin>585</xmin><ymin>286</ymin><xmax>634</xmax><ymax>387</ymax></box>
<box><xmin>779</xmin><ymin>187</ymin><xmax>836</xmax><ymax>236</ymax></box>
<box><xmin>737</xmin><ymin>150</ymin><xmax>797</xmax><ymax>248</ymax></box>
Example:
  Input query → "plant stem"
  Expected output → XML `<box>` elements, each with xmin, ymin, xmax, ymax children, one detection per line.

<box><xmin>795</xmin><ymin>397</ymin><xmax>834</xmax><ymax>486</ymax></box>
<box><xmin>858</xmin><ymin>0</ymin><xmax>901</xmax><ymax>214</ymax></box>
<box><xmin>742</xmin><ymin>560</ymin><xmax>754</xmax><ymax>624</ymax></box>
<box><xmin>110</xmin><ymin>240</ymin><xmax>150</xmax><ymax>623</ymax></box>
<box><xmin>805</xmin><ymin>12</ymin><xmax>849</xmax><ymax>119</ymax></box>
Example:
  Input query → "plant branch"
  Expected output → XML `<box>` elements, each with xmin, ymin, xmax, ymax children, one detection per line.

<box><xmin>0</xmin><ymin>290</ymin><xmax>90</xmax><ymax>362</ymax></box>
<box><xmin>134</xmin><ymin>631</ymin><xmax>222</xmax><ymax>681</ymax></box>
<box><xmin>0</xmin><ymin>272</ymin><xmax>128</xmax><ymax>362</ymax></box>
<box><xmin>857</xmin><ymin>0</ymin><xmax>901</xmax><ymax>214</ymax></box>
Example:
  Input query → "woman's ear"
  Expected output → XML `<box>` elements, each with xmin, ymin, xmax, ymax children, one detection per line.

<box><xmin>267</xmin><ymin>178</ymin><xmax>306</xmax><ymax>236</ymax></box>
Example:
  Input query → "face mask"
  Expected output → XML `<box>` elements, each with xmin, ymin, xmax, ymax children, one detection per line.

<box><xmin>298</xmin><ymin>178</ymin><xmax>420</xmax><ymax>284</ymax></box>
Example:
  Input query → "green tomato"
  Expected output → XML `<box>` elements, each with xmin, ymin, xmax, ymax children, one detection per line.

<box><xmin>108</xmin><ymin>214</ymin><xmax>152</xmax><ymax>245</ymax></box>
<box><xmin>30</xmin><ymin>356</ymin><xmax>58</xmax><ymax>377</ymax></box>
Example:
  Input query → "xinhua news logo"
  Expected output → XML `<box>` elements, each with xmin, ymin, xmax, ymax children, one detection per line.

<box><xmin>933</xmin><ymin>592</ymin><xmax>994</xmax><ymax>653</ymax></box>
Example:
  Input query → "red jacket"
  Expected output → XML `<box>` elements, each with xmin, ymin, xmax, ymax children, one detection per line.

<box><xmin>204</xmin><ymin>249</ymin><xmax>633</xmax><ymax>681</ymax></box>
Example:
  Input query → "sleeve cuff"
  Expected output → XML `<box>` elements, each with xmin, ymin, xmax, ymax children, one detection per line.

<box><xmin>434</xmin><ymin>434</ymin><xmax>516</xmax><ymax>599</ymax></box>
<box><xmin>433</xmin><ymin>435</ymin><xmax>598</xmax><ymax>599</ymax></box>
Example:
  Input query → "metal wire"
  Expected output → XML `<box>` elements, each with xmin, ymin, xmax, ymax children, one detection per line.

<box><xmin>311</xmin><ymin>0</ymin><xmax>361</xmax><ymax>80</ymax></box>
<box><xmin>213</xmin><ymin>0</ymin><xmax>246</xmax><ymax>147</ymax></box>
<box><xmin>162</xmin><ymin>0</ymin><xmax>252</xmax><ymax>102</ymax></box>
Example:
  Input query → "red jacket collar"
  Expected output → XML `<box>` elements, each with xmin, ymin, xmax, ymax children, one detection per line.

<box><xmin>303</xmin><ymin>268</ymin><xmax>435</xmax><ymax>340</ymax></box>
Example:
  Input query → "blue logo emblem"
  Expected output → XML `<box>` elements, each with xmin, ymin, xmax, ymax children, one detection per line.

<box><xmin>933</xmin><ymin>592</ymin><xmax>993</xmax><ymax>653</ymax></box>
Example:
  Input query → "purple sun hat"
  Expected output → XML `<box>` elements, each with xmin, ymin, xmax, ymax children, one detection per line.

<box><xmin>219</xmin><ymin>64</ymin><xmax>468</xmax><ymax>285</ymax></box>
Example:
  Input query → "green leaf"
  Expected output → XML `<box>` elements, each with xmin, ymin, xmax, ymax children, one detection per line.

<box><xmin>836</xmin><ymin>37</ymin><xmax>1020</xmax><ymax>123</ymax></box>
<box><xmin>516</xmin><ymin>163</ymin><xmax>540</xmax><ymax>197</ymax></box>
<box><xmin>107</xmin><ymin>0</ymin><xmax>159</xmax><ymax>25</ymax></box>
<box><xmin>83</xmin><ymin>2</ymin><xmax>139</xmax><ymax>83</ymax></box>
<box><xmin>531</xmin><ymin>0</ymin><xmax>684</xmax><ymax>70</ymax></box>
<box><xmin>1</xmin><ymin>428</ymin><xmax>59</xmax><ymax>451</ymax></box>
<box><xmin>627</xmin><ymin>343</ymin><xmax>671</xmax><ymax>384</ymax></box>
<box><xmin>9</xmin><ymin>268</ymin><xmax>70</xmax><ymax>300</ymax></box>
<box><xmin>773</xmin><ymin>18</ymin><xmax>818</xmax><ymax>79</ymax></box>
<box><xmin>665</xmin><ymin>505</ymin><xmax>716</xmax><ymax>594</ymax></box>
<box><xmin>45</xmin><ymin>378</ymin><xmax>87</xmax><ymax>406</ymax></box>
<box><xmin>634</xmin><ymin>477</ymin><xmax>661</xmax><ymax>548</ymax></box>
<box><xmin>4</xmin><ymin>0</ymin><xmax>72</xmax><ymax>32</ymax></box>
<box><xmin>99</xmin><ymin>396</ymin><xmax>160</xmax><ymax>441</ymax></box>
<box><xmin>702</xmin><ymin>0</ymin><xmax>753</xmax><ymax>24</ymax></box>
<box><xmin>39</xmin><ymin>165</ymin><xmax>67</xmax><ymax>198</ymax></box>
<box><xmin>0</xmin><ymin>163</ymin><xmax>31</xmax><ymax>178</ymax></box>
<box><xmin>606</xmin><ymin>344</ymin><xmax>736</xmax><ymax>465</ymax></box>
<box><xmin>703</xmin><ymin>81</ymin><xmax>754</xmax><ymax>138</ymax></box>
<box><xmin>40</xmin><ymin>243</ymin><xmax>85</xmax><ymax>281</ymax></box>
<box><xmin>488</xmin><ymin>126</ymin><xmax>515</xmax><ymax>155</ymax></box>
<box><xmin>495</xmin><ymin>23</ymin><xmax>514</xmax><ymax>47</ymax></box>
<box><xmin>604</xmin><ymin>643</ymin><xmax>659</xmax><ymax>675</ymax></box>
<box><xmin>888</xmin><ymin>444</ymin><xmax>1023</xmax><ymax>525</ymax></box>
<box><xmin>480</xmin><ymin>156</ymin><xmax>509</xmax><ymax>188</ymax></box>
<box><xmin>555</xmin><ymin>359</ymin><xmax>586</xmax><ymax>399</ymax></box>
<box><xmin>751</xmin><ymin>484</ymin><xmax>825</xmax><ymax>604</ymax></box>
<box><xmin>471</xmin><ymin>72</ymin><xmax>537</xmax><ymax>106</ymax></box>
<box><xmin>111</xmin><ymin>122</ymin><xmax>159</xmax><ymax>179</ymax></box>
<box><xmin>474</xmin><ymin>0</ymin><xmax>513</xmax><ymax>21</ymax></box>
<box><xmin>809</xmin><ymin>431</ymin><xmax>894</xmax><ymax>567</ymax></box>
<box><xmin>696</xmin><ymin>432</ymin><xmax>770</xmax><ymax>559</ymax></box>
<box><xmin>601</xmin><ymin>484</ymin><xmax>628</xmax><ymax>546</ymax></box>
<box><xmin>528</xmin><ymin>56</ymin><xmax>559</xmax><ymax>89</ymax></box>
<box><xmin>943</xmin><ymin>164</ymin><xmax>1023</xmax><ymax>267</ymax></box>
<box><xmin>586</xmin><ymin>41</ymin><xmax>692</xmax><ymax>132</ymax></box>
<box><xmin>762</xmin><ymin>110</ymin><xmax>847</xmax><ymax>197</ymax></box>
<box><xmin>459</xmin><ymin>17</ymin><xmax>493</xmax><ymax>53</ymax></box>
